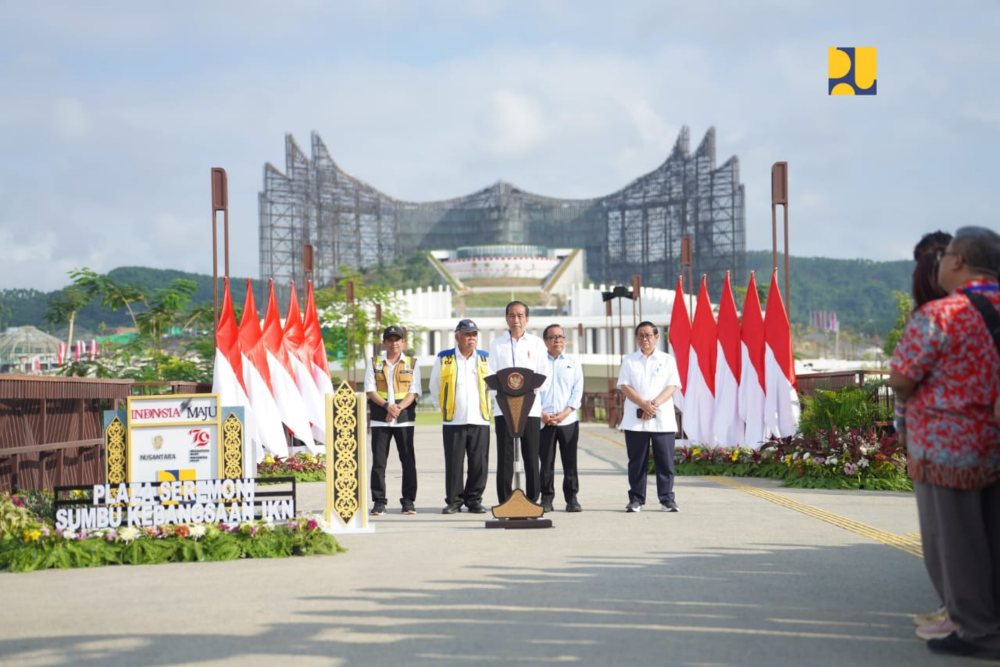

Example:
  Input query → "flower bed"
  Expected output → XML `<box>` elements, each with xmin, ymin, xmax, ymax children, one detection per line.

<box><xmin>0</xmin><ymin>492</ymin><xmax>343</xmax><ymax>573</ymax></box>
<box><xmin>257</xmin><ymin>452</ymin><xmax>326</xmax><ymax>482</ymax></box>
<box><xmin>667</xmin><ymin>427</ymin><xmax>911</xmax><ymax>491</ymax></box>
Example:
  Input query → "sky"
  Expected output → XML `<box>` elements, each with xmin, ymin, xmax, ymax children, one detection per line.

<box><xmin>1</xmin><ymin>1</ymin><xmax>998</xmax><ymax>292</ymax></box>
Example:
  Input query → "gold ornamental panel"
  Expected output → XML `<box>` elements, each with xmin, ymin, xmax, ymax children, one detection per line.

<box><xmin>222</xmin><ymin>412</ymin><xmax>244</xmax><ymax>479</ymax></box>
<box><xmin>106</xmin><ymin>417</ymin><xmax>126</xmax><ymax>485</ymax></box>
<box><xmin>332</xmin><ymin>381</ymin><xmax>360</xmax><ymax>524</ymax></box>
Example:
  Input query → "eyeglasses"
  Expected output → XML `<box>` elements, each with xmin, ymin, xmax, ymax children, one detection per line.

<box><xmin>546</xmin><ymin>335</ymin><xmax>565</xmax><ymax>341</ymax></box>
<box><xmin>636</xmin><ymin>333</ymin><xmax>657</xmax><ymax>340</ymax></box>
<box><xmin>935</xmin><ymin>249</ymin><xmax>959</xmax><ymax>265</ymax></box>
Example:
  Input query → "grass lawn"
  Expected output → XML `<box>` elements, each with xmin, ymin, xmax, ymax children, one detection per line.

<box><xmin>415</xmin><ymin>411</ymin><xmax>443</xmax><ymax>426</ymax></box>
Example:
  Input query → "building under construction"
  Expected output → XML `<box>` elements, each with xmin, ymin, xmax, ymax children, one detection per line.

<box><xmin>259</xmin><ymin>127</ymin><xmax>745</xmax><ymax>292</ymax></box>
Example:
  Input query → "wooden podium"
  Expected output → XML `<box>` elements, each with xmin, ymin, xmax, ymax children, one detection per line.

<box><xmin>484</xmin><ymin>367</ymin><xmax>552</xmax><ymax>529</ymax></box>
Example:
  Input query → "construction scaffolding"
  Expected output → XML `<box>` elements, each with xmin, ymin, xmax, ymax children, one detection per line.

<box><xmin>259</xmin><ymin>127</ymin><xmax>745</xmax><ymax>293</ymax></box>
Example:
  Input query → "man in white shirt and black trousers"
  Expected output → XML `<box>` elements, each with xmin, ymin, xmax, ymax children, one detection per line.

<box><xmin>539</xmin><ymin>323</ymin><xmax>584</xmax><ymax>512</ymax></box>
<box><xmin>489</xmin><ymin>301</ymin><xmax>550</xmax><ymax>504</ymax></box>
<box><xmin>429</xmin><ymin>319</ymin><xmax>493</xmax><ymax>514</ymax></box>
<box><xmin>617</xmin><ymin>321</ymin><xmax>682</xmax><ymax>513</ymax></box>
<box><xmin>364</xmin><ymin>325</ymin><xmax>421</xmax><ymax>516</ymax></box>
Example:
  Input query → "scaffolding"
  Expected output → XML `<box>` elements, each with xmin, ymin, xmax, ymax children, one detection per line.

<box><xmin>259</xmin><ymin>127</ymin><xmax>745</xmax><ymax>293</ymax></box>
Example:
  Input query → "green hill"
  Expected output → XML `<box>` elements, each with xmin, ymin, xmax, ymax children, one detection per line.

<box><xmin>744</xmin><ymin>251</ymin><xmax>911</xmax><ymax>335</ymax></box>
<box><xmin>1</xmin><ymin>254</ymin><xmax>914</xmax><ymax>338</ymax></box>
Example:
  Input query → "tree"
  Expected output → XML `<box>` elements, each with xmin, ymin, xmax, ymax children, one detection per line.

<box><xmin>69</xmin><ymin>267</ymin><xmax>145</xmax><ymax>329</ymax></box>
<box><xmin>45</xmin><ymin>286</ymin><xmax>91</xmax><ymax>352</ymax></box>
<box><xmin>882</xmin><ymin>290</ymin><xmax>913</xmax><ymax>357</ymax></box>
<box><xmin>314</xmin><ymin>269</ymin><xmax>408</xmax><ymax>384</ymax></box>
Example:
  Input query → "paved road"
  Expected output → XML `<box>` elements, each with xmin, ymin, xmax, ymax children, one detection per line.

<box><xmin>0</xmin><ymin>424</ymin><xmax>970</xmax><ymax>666</ymax></box>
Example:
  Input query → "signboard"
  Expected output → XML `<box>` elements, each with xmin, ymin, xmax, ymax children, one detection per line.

<box><xmin>127</xmin><ymin>394</ymin><xmax>222</xmax><ymax>483</ymax></box>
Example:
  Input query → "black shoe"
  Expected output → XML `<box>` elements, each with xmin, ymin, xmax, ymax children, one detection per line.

<box><xmin>927</xmin><ymin>632</ymin><xmax>1000</xmax><ymax>659</ymax></box>
<box><xmin>441</xmin><ymin>505</ymin><xmax>461</xmax><ymax>514</ymax></box>
<box><xmin>661</xmin><ymin>500</ymin><xmax>679</xmax><ymax>512</ymax></box>
<box><xmin>401</xmin><ymin>502</ymin><xmax>416</xmax><ymax>515</ymax></box>
<box><xmin>541</xmin><ymin>500</ymin><xmax>554</xmax><ymax>513</ymax></box>
<box><xmin>626</xmin><ymin>501</ymin><xmax>642</xmax><ymax>513</ymax></box>
<box><xmin>370</xmin><ymin>502</ymin><xmax>386</xmax><ymax>516</ymax></box>
<box><xmin>466</xmin><ymin>502</ymin><xmax>487</xmax><ymax>514</ymax></box>
<box><xmin>566</xmin><ymin>500</ymin><xmax>582</xmax><ymax>512</ymax></box>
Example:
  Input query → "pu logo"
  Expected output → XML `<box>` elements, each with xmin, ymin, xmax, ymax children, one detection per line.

<box><xmin>828</xmin><ymin>47</ymin><xmax>877</xmax><ymax>95</ymax></box>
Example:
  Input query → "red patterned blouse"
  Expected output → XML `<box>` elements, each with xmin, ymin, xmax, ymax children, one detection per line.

<box><xmin>890</xmin><ymin>279</ymin><xmax>1000</xmax><ymax>489</ymax></box>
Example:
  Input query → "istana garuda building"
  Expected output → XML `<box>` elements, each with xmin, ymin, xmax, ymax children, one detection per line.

<box><xmin>259</xmin><ymin>127</ymin><xmax>745</xmax><ymax>292</ymax></box>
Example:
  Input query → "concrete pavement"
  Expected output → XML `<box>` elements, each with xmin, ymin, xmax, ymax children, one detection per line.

<box><xmin>0</xmin><ymin>424</ymin><xmax>970</xmax><ymax>666</ymax></box>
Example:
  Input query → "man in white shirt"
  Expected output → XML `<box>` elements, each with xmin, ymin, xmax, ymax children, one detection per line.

<box><xmin>429</xmin><ymin>319</ymin><xmax>492</xmax><ymax>514</ymax></box>
<box><xmin>364</xmin><ymin>326</ymin><xmax>421</xmax><ymax>516</ymax></box>
<box><xmin>539</xmin><ymin>324</ymin><xmax>584</xmax><ymax>512</ymax></box>
<box><xmin>617</xmin><ymin>321</ymin><xmax>682</xmax><ymax>513</ymax></box>
<box><xmin>489</xmin><ymin>301</ymin><xmax>550</xmax><ymax>504</ymax></box>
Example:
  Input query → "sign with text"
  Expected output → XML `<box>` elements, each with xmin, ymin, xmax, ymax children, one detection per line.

<box><xmin>126</xmin><ymin>394</ymin><xmax>223</xmax><ymax>482</ymax></box>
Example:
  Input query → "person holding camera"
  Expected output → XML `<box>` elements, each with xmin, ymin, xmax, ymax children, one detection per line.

<box><xmin>616</xmin><ymin>321</ymin><xmax>682</xmax><ymax>513</ymax></box>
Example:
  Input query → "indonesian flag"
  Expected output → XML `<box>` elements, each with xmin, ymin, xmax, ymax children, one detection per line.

<box><xmin>763</xmin><ymin>269</ymin><xmax>800</xmax><ymax>438</ymax></box>
<box><xmin>238</xmin><ymin>281</ymin><xmax>289</xmax><ymax>458</ymax></box>
<box><xmin>57</xmin><ymin>342</ymin><xmax>66</xmax><ymax>366</ymax></box>
<box><xmin>739</xmin><ymin>272</ymin><xmax>768</xmax><ymax>448</ymax></box>
<box><xmin>668</xmin><ymin>276</ymin><xmax>691</xmax><ymax>411</ymax></box>
<box><xmin>305</xmin><ymin>282</ymin><xmax>335</xmax><ymax>399</ymax></box>
<box><xmin>88</xmin><ymin>340</ymin><xmax>98</xmax><ymax>361</ymax></box>
<box><xmin>262</xmin><ymin>280</ymin><xmax>316</xmax><ymax>451</ymax></box>
<box><xmin>684</xmin><ymin>276</ymin><xmax>717</xmax><ymax>444</ymax></box>
<box><xmin>74</xmin><ymin>340</ymin><xmax>84</xmax><ymax>362</ymax></box>
<box><xmin>712</xmin><ymin>272</ymin><xmax>743</xmax><ymax>446</ymax></box>
<box><xmin>212</xmin><ymin>279</ymin><xmax>258</xmax><ymax>466</ymax></box>
<box><xmin>283</xmin><ymin>282</ymin><xmax>326</xmax><ymax>442</ymax></box>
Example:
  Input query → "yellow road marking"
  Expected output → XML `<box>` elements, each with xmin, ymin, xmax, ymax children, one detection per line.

<box><xmin>584</xmin><ymin>430</ymin><xmax>923</xmax><ymax>558</ymax></box>
<box><xmin>709</xmin><ymin>476</ymin><xmax>923</xmax><ymax>558</ymax></box>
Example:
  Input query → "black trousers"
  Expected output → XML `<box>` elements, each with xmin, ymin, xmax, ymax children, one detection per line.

<box><xmin>442</xmin><ymin>423</ymin><xmax>490</xmax><ymax>508</ymax></box>
<box><xmin>494</xmin><ymin>416</ymin><xmax>541</xmax><ymax>503</ymax></box>
<box><xmin>539</xmin><ymin>422</ymin><xmax>580</xmax><ymax>504</ymax></box>
<box><xmin>370</xmin><ymin>426</ymin><xmax>417</xmax><ymax>505</ymax></box>
<box><xmin>624</xmin><ymin>430</ymin><xmax>675</xmax><ymax>505</ymax></box>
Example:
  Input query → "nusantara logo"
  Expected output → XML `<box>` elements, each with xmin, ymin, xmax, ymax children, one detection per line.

<box><xmin>829</xmin><ymin>47</ymin><xmax>877</xmax><ymax>95</ymax></box>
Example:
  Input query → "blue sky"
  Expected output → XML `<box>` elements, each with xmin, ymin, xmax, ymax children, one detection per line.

<box><xmin>2</xmin><ymin>1</ymin><xmax>998</xmax><ymax>291</ymax></box>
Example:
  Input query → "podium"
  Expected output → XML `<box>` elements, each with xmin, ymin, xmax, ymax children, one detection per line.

<box><xmin>484</xmin><ymin>367</ymin><xmax>553</xmax><ymax>529</ymax></box>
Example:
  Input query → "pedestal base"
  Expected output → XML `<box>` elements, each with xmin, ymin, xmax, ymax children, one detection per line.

<box><xmin>485</xmin><ymin>518</ymin><xmax>553</xmax><ymax>529</ymax></box>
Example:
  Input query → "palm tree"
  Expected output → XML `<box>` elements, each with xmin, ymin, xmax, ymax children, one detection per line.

<box><xmin>45</xmin><ymin>286</ymin><xmax>91</xmax><ymax>354</ymax></box>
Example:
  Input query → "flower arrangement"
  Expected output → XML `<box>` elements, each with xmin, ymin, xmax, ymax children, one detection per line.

<box><xmin>257</xmin><ymin>452</ymin><xmax>327</xmax><ymax>482</ymax></box>
<box><xmin>0</xmin><ymin>492</ymin><xmax>343</xmax><ymax>573</ymax></box>
<box><xmin>668</xmin><ymin>426</ymin><xmax>910</xmax><ymax>491</ymax></box>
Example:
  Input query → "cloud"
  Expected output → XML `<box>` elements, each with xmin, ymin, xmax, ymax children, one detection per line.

<box><xmin>1</xmin><ymin>1</ymin><xmax>999</xmax><ymax>292</ymax></box>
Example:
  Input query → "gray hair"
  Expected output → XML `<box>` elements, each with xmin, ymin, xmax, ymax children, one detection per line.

<box><xmin>953</xmin><ymin>226</ymin><xmax>1000</xmax><ymax>279</ymax></box>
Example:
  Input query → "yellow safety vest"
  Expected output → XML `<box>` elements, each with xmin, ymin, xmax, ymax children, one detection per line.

<box><xmin>373</xmin><ymin>354</ymin><xmax>413</xmax><ymax>400</ymax></box>
<box><xmin>438</xmin><ymin>349</ymin><xmax>491</xmax><ymax>422</ymax></box>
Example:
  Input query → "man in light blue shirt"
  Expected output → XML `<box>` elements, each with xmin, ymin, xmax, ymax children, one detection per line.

<box><xmin>539</xmin><ymin>324</ymin><xmax>584</xmax><ymax>512</ymax></box>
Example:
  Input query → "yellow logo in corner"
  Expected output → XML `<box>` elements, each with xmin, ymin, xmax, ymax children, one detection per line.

<box><xmin>829</xmin><ymin>47</ymin><xmax>876</xmax><ymax>95</ymax></box>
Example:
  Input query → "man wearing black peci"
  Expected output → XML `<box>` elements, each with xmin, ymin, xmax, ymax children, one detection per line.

<box><xmin>488</xmin><ymin>301</ymin><xmax>550</xmax><ymax>504</ymax></box>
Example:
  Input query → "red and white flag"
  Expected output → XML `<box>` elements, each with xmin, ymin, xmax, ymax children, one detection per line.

<box><xmin>238</xmin><ymin>281</ymin><xmax>289</xmax><ymax>458</ymax></box>
<box><xmin>739</xmin><ymin>272</ymin><xmax>768</xmax><ymax>448</ymax></box>
<box><xmin>713</xmin><ymin>272</ymin><xmax>743</xmax><ymax>446</ymax></box>
<box><xmin>668</xmin><ymin>276</ymin><xmax>691</xmax><ymax>412</ymax></box>
<box><xmin>57</xmin><ymin>342</ymin><xmax>66</xmax><ymax>366</ymax></box>
<box><xmin>74</xmin><ymin>340</ymin><xmax>84</xmax><ymax>362</ymax></box>
<box><xmin>262</xmin><ymin>281</ymin><xmax>316</xmax><ymax>451</ymax></box>
<box><xmin>305</xmin><ymin>281</ymin><xmax>335</xmax><ymax>400</ymax></box>
<box><xmin>684</xmin><ymin>276</ymin><xmax>717</xmax><ymax>444</ymax></box>
<box><xmin>764</xmin><ymin>270</ymin><xmax>800</xmax><ymax>438</ymax></box>
<box><xmin>283</xmin><ymin>282</ymin><xmax>326</xmax><ymax>442</ymax></box>
<box><xmin>88</xmin><ymin>340</ymin><xmax>98</xmax><ymax>361</ymax></box>
<box><xmin>211</xmin><ymin>279</ymin><xmax>257</xmax><ymax>467</ymax></box>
